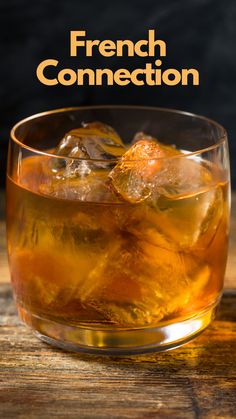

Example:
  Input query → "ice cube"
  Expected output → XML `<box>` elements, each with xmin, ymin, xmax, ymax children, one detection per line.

<box><xmin>109</xmin><ymin>132</ymin><xmax>220</xmax><ymax>204</ymax></box>
<box><xmin>109</xmin><ymin>137</ymin><xmax>179</xmax><ymax>203</ymax></box>
<box><xmin>115</xmin><ymin>203</ymin><xmax>179</xmax><ymax>251</ymax></box>
<box><xmin>150</xmin><ymin>183</ymin><xmax>223</xmax><ymax>249</ymax></box>
<box><xmin>39</xmin><ymin>168</ymin><xmax>119</xmax><ymax>202</ymax></box>
<box><xmin>41</xmin><ymin>122</ymin><xmax>127</xmax><ymax>201</ymax></box>
<box><xmin>77</xmin><ymin>233</ymin><xmax>202</xmax><ymax>326</ymax></box>
<box><xmin>52</xmin><ymin>121</ymin><xmax>126</xmax><ymax>177</ymax></box>
<box><xmin>148</xmin><ymin>152</ymin><xmax>225</xmax><ymax>248</ymax></box>
<box><xmin>132</xmin><ymin>131</ymin><xmax>155</xmax><ymax>144</ymax></box>
<box><xmin>133</xmin><ymin>132</ymin><xmax>178</xmax><ymax>153</ymax></box>
<box><xmin>151</xmin><ymin>156</ymin><xmax>213</xmax><ymax>199</ymax></box>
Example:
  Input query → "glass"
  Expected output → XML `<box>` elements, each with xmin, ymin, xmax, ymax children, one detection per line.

<box><xmin>7</xmin><ymin>106</ymin><xmax>230</xmax><ymax>354</ymax></box>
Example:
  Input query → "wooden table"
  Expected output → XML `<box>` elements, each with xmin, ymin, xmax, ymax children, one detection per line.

<box><xmin>0</xmin><ymin>191</ymin><xmax>235</xmax><ymax>418</ymax></box>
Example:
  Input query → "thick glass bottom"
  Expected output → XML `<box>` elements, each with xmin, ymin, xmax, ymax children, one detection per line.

<box><xmin>17</xmin><ymin>302</ymin><xmax>218</xmax><ymax>355</ymax></box>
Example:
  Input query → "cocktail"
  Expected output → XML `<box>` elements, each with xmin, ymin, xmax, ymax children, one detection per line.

<box><xmin>7</xmin><ymin>106</ymin><xmax>230</xmax><ymax>354</ymax></box>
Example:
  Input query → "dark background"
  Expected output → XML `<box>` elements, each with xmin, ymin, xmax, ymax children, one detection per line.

<box><xmin>1</xmin><ymin>0</ymin><xmax>236</xmax><ymax>186</ymax></box>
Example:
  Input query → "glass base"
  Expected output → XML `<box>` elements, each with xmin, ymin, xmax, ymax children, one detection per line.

<box><xmin>18</xmin><ymin>303</ymin><xmax>218</xmax><ymax>355</ymax></box>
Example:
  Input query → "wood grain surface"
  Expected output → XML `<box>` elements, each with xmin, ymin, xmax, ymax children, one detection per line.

<box><xmin>0</xmin><ymin>191</ymin><xmax>235</xmax><ymax>418</ymax></box>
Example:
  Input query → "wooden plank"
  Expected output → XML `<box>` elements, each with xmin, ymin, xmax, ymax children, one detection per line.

<box><xmin>0</xmin><ymin>191</ymin><xmax>9</xmax><ymax>284</ymax></box>
<box><xmin>0</xmin><ymin>283</ymin><xmax>235</xmax><ymax>418</ymax></box>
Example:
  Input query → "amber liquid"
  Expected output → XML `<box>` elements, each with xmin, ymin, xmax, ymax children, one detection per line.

<box><xmin>7</xmin><ymin>157</ymin><xmax>229</xmax><ymax>330</ymax></box>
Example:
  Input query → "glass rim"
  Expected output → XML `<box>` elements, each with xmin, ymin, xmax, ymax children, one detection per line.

<box><xmin>10</xmin><ymin>105</ymin><xmax>228</xmax><ymax>163</ymax></box>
